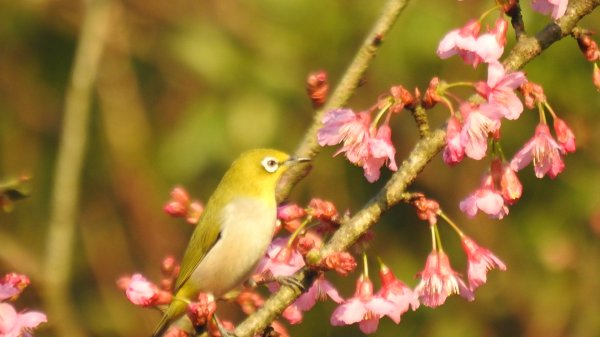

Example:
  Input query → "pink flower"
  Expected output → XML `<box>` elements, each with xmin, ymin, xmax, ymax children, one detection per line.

<box><xmin>460</xmin><ymin>102</ymin><xmax>501</xmax><ymax>160</ymax></box>
<box><xmin>362</xmin><ymin>125</ymin><xmax>398</xmax><ymax>182</ymax></box>
<box><xmin>511</xmin><ymin>123</ymin><xmax>565</xmax><ymax>178</ymax></box>
<box><xmin>330</xmin><ymin>275</ymin><xmax>396</xmax><ymax>334</ymax></box>
<box><xmin>475</xmin><ymin>61</ymin><xmax>526</xmax><ymax>120</ymax></box>
<box><xmin>318</xmin><ymin>109</ymin><xmax>398</xmax><ymax>182</ymax></box>
<box><xmin>461</xmin><ymin>236</ymin><xmax>506</xmax><ymax>290</ymax></box>
<box><xmin>443</xmin><ymin>115</ymin><xmax>464</xmax><ymax>166</ymax></box>
<box><xmin>255</xmin><ymin>238</ymin><xmax>305</xmax><ymax>278</ymax></box>
<box><xmin>460</xmin><ymin>173</ymin><xmax>509</xmax><ymax>219</ymax></box>
<box><xmin>414</xmin><ymin>251</ymin><xmax>474</xmax><ymax>308</ymax></box>
<box><xmin>119</xmin><ymin>274</ymin><xmax>171</xmax><ymax>307</ymax></box>
<box><xmin>532</xmin><ymin>0</ymin><xmax>569</xmax><ymax>20</ymax></box>
<box><xmin>0</xmin><ymin>302</ymin><xmax>47</xmax><ymax>337</ymax></box>
<box><xmin>0</xmin><ymin>274</ymin><xmax>30</xmax><ymax>301</ymax></box>
<box><xmin>295</xmin><ymin>275</ymin><xmax>343</xmax><ymax>311</ymax></box>
<box><xmin>473</xmin><ymin>18</ymin><xmax>508</xmax><ymax>63</ymax></box>
<box><xmin>437</xmin><ymin>19</ymin><xmax>481</xmax><ymax>67</ymax></box>
<box><xmin>376</xmin><ymin>265</ymin><xmax>419</xmax><ymax>324</ymax></box>
<box><xmin>437</xmin><ymin>18</ymin><xmax>506</xmax><ymax>67</ymax></box>
<box><xmin>553</xmin><ymin>118</ymin><xmax>576</xmax><ymax>153</ymax></box>
<box><xmin>318</xmin><ymin>109</ymin><xmax>371</xmax><ymax>163</ymax></box>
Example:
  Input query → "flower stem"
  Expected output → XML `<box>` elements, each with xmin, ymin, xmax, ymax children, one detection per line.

<box><xmin>438</xmin><ymin>211</ymin><xmax>465</xmax><ymax>237</ymax></box>
<box><xmin>479</xmin><ymin>5</ymin><xmax>503</xmax><ymax>22</ymax></box>
<box><xmin>363</xmin><ymin>252</ymin><xmax>369</xmax><ymax>278</ymax></box>
<box><xmin>537</xmin><ymin>101</ymin><xmax>547</xmax><ymax>124</ymax></box>
<box><xmin>287</xmin><ymin>216</ymin><xmax>312</xmax><ymax>248</ymax></box>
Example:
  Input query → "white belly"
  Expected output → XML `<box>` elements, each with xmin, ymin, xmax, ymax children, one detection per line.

<box><xmin>188</xmin><ymin>197</ymin><xmax>276</xmax><ymax>297</ymax></box>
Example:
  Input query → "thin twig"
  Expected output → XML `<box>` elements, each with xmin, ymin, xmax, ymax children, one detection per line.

<box><xmin>43</xmin><ymin>1</ymin><xmax>116</xmax><ymax>337</ymax></box>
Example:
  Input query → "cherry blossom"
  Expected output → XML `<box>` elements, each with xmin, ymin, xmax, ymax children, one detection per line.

<box><xmin>317</xmin><ymin>108</ymin><xmax>371</xmax><ymax>163</ymax></box>
<box><xmin>295</xmin><ymin>275</ymin><xmax>343</xmax><ymax>311</ymax></box>
<box><xmin>461</xmin><ymin>236</ymin><xmax>507</xmax><ymax>290</ymax></box>
<box><xmin>437</xmin><ymin>18</ymin><xmax>507</xmax><ymax>67</ymax></box>
<box><xmin>475</xmin><ymin>61</ymin><xmax>526</xmax><ymax>120</ymax></box>
<box><xmin>532</xmin><ymin>0</ymin><xmax>569</xmax><ymax>20</ymax></box>
<box><xmin>255</xmin><ymin>238</ymin><xmax>305</xmax><ymax>278</ymax></box>
<box><xmin>362</xmin><ymin>124</ymin><xmax>398</xmax><ymax>182</ymax></box>
<box><xmin>0</xmin><ymin>303</ymin><xmax>47</xmax><ymax>337</ymax></box>
<box><xmin>118</xmin><ymin>273</ymin><xmax>172</xmax><ymax>307</ymax></box>
<box><xmin>459</xmin><ymin>102</ymin><xmax>501</xmax><ymax>160</ymax></box>
<box><xmin>443</xmin><ymin>115</ymin><xmax>465</xmax><ymax>166</ymax></box>
<box><xmin>511</xmin><ymin>123</ymin><xmax>565</xmax><ymax>179</ymax></box>
<box><xmin>460</xmin><ymin>173</ymin><xmax>509</xmax><ymax>219</ymax></box>
<box><xmin>330</xmin><ymin>275</ymin><xmax>396</xmax><ymax>334</ymax></box>
<box><xmin>414</xmin><ymin>250</ymin><xmax>474</xmax><ymax>307</ymax></box>
<box><xmin>376</xmin><ymin>265</ymin><xmax>419</xmax><ymax>323</ymax></box>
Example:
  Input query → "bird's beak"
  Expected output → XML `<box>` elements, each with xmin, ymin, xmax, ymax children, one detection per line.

<box><xmin>285</xmin><ymin>156</ymin><xmax>311</xmax><ymax>165</ymax></box>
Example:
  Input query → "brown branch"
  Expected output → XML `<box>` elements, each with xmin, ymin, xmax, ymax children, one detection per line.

<box><xmin>503</xmin><ymin>0</ymin><xmax>600</xmax><ymax>71</ymax></box>
<box><xmin>43</xmin><ymin>1</ymin><xmax>116</xmax><ymax>337</ymax></box>
<box><xmin>236</xmin><ymin>1</ymin><xmax>599</xmax><ymax>336</ymax></box>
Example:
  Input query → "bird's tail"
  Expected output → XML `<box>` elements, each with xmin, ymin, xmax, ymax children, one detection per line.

<box><xmin>152</xmin><ymin>297</ymin><xmax>188</xmax><ymax>337</ymax></box>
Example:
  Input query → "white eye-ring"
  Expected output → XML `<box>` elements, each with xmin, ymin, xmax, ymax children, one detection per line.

<box><xmin>261</xmin><ymin>156</ymin><xmax>279</xmax><ymax>173</ymax></box>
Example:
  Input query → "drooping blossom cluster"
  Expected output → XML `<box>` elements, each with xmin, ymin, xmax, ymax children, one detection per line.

<box><xmin>409</xmin><ymin>195</ymin><xmax>506</xmax><ymax>307</ymax></box>
<box><xmin>0</xmin><ymin>273</ymin><xmax>47</xmax><ymax>337</ymax></box>
<box><xmin>431</xmin><ymin>7</ymin><xmax>578</xmax><ymax>218</ymax></box>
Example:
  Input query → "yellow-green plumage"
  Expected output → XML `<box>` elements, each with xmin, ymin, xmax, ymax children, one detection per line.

<box><xmin>153</xmin><ymin>149</ymin><xmax>306</xmax><ymax>337</ymax></box>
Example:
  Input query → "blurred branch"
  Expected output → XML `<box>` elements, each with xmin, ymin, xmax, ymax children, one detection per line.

<box><xmin>237</xmin><ymin>1</ymin><xmax>600</xmax><ymax>336</ymax></box>
<box><xmin>43</xmin><ymin>1</ymin><xmax>116</xmax><ymax>337</ymax></box>
<box><xmin>276</xmin><ymin>0</ymin><xmax>410</xmax><ymax>200</ymax></box>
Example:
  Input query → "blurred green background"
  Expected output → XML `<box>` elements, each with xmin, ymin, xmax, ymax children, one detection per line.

<box><xmin>1</xmin><ymin>0</ymin><xmax>599</xmax><ymax>336</ymax></box>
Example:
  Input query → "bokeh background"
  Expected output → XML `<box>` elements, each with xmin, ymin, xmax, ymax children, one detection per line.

<box><xmin>1</xmin><ymin>0</ymin><xmax>599</xmax><ymax>337</ymax></box>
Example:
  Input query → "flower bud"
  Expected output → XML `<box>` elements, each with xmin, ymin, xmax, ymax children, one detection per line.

<box><xmin>593</xmin><ymin>63</ymin><xmax>600</xmax><ymax>91</ymax></box>
<box><xmin>306</xmin><ymin>70</ymin><xmax>329</xmax><ymax>108</ymax></box>
<box><xmin>423</xmin><ymin>77</ymin><xmax>441</xmax><ymax>109</ymax></box>
<box><xmin>553</xmin><ymin>117</ymin><xmax>576</xmax><ymax>153</ymax></box>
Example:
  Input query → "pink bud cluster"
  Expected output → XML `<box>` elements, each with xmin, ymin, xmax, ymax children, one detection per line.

<box><xmin>0</xmin><ymin>273</ymin><xmax>47</xmax><ymax>337</ymax></box>
<box><xmin>164</xmin><ymin>186</ymin><xmax>204</xmax><ymax>225</ymax></box>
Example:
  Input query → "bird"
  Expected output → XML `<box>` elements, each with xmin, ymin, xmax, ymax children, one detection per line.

<box><xmin>152</xmin><ymin>148</ymin><xmax>310</xmax><ymax>337</ymax></box>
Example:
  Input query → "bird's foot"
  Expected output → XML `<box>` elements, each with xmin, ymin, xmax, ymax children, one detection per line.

<box><xmin>275</xmin><ymin>275</ymin><xmax>305</xmax><ymax>292</ymax></box>
<box><xmin>248</xmin><ymin>272</ymin><xmax>304</xmax><ymax>292</ymax></box>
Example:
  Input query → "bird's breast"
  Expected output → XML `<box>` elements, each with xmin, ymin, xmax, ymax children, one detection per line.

<box><xmin>188</xmin><ymin>197</ymin><xmax>276</xmax><ymax>297</ymax></box>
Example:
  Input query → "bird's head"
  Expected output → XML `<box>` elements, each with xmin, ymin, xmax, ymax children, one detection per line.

<box><xmin>220</xmin><ymin>148</ymin><xmax>310</xmax><ymax>199</ymax></box>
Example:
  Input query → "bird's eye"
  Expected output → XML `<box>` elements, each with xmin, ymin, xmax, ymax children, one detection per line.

<box><xmin>261</xmin><ymin>156</ymin><xmax>279</xmax><ymax>173</ymax></box>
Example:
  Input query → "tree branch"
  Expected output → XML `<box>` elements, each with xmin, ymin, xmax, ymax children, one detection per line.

<box><xmin>43</xmin><ymin>1</ymin><xmax>116</xmax><ymax>337</ymax></box>
<box><xmin>503</xmin><ymin>0</ymin><xmax>600</xmax><ymax>71</ymax></box>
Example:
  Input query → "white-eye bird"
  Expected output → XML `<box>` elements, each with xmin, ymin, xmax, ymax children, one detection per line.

<box><xmin>152</xmin><ymin>148</ymin><xmax>309</xmax><ymax>337</ymax></box>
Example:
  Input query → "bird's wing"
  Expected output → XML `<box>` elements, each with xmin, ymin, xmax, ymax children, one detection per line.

<box><xmin>174</xmin><ymin>208</ymin><xmax>222</xmax><ymax>292</ymax></box>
